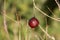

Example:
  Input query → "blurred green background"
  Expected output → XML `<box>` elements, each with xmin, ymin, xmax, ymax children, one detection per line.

<box><xmin>0</xmin><ymin>0</ymin><xmax>60</xmax><ymax>40</ymax></box>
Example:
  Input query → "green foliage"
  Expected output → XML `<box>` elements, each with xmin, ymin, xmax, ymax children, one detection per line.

<box><xmin>0</xmin><ymin>0</ymin><xmax>60</xmax><ymax>40</ymax></box>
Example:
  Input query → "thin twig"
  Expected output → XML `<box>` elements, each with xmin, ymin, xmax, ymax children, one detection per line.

<box><xmin>43</xmin><ymin>18</ymin><xmax>48</xmax><ymax>40</ymax></box>
<box><xmin>33</xmin><ymin>1</ymin><xmax>44</xmax><ymax>40</ymax></box>
<box><xmin>45</xmin><ymin>23</ymin><xmax>48</xmax><ymax>40</ymax></box>
<box><xmin>45</xmin><ymin>17</ymin><xmax>48</xmax><ymax>40</ymax></box>
<box><xmin>34</xmin><ymin>34</ymin><xmax>40</xmax><ymax>40</ymax></box>
<box><xmin>5</xmin><ymin>14</ymin><xmax>17</xmax><ymax>23</ymax></box>
<box><xmin>47</xmin><ymin>6</ymin><xmax>60</xmax><ymax>19</ymax></box>
<box><xmin>33</xmin><ymin>0</ymin><xmax>60</xmax><ymax>22</ymax></box>
<box><xmin>3</xmin><ymin>9</ymin><xmax>10</xmax><ymax>40</ymax></box>
<box><xmin>25</xmin><ymin>20</ymin><xmax>29</xmax><ymax>40</ymax></box>
<box><xmin>13</xmin><ymin>5</ymin><xmax>19</xmax><ymax>40</ymax></box>
<box><xmin>47</xmin><ymin>6</ymin><xmax>57</xmax><ymax>18</ymax></box>
<box><xmin>36</xmin><ymin>32</ymin><xmax>44</xmax><ymax>40</ymax></box>
<box><xmin>2</xmin><ymin>0</ymin><xmax>10</xmax><ymax>40</ymax></box>
<box><xmin>55</xmin><ymin>0</ymin><xmax>60</xmax><ymax>11</ymax></box>
<box><xmin>39</xmin><ymin>25</ymin><xmax>55</xmax><ymax>40</ymax></box>
<box><xmin>28</xmin><ymin>32</ymin><xmax>40</xmax><ymax>40</ymax></box>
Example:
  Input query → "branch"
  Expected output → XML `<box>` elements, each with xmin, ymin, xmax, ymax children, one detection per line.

<box><xmin>47</xmin><ymin>6</ymin><xmax>60</xmax><ymax>20</ymax></box>
<box><xmin>33</xmin><ymin>0</ymin><xmax>60</xmax><ymax>22</ymax></box>
<box><xmin>55</xmin><ymin>0</ymin><xmax>60</xmax><ymax>11</ymax></box>
<box><xmin>33</xmin><ymin>0</ymin><xmax>55</xmax><ymax>40</ymax></box>
<box><xmin>39</xmin><ymin>25</ymin><xmax>55</xmax><ymax>40</ymax></box>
